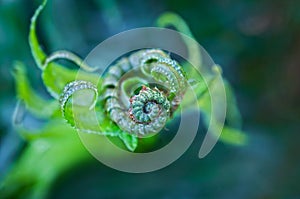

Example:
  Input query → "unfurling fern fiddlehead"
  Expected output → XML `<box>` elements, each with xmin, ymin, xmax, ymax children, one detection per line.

<box><xmin>19</xmin><ymin>0</ymin><xmax>247</xmax><ymax>153</ymax></box>
<box><xmin>26</xmin><ymin>0</ymin><xmax>191</xmax><ymax>151</ymax></box>
<box><xmin>103</xmin><ymin>49</ymin><xmax>187</xmax><ymax>136</ymax></box>
<box><xmin>3</xmin><ymin>0</ymin><xmax>250</xmax><ymax>198</ymax></box>
<box><xmin>61</xmin><ymin>49</ymin><xmax>188</xmax><ymax>137</ymax></box>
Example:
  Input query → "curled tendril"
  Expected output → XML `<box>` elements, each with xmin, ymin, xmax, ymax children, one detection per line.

<box><xmin>129</xmin><ymin>86</ymin><xmax>170</xmax><ymax>124</ymax></box>
<box><xmin>59</xmin><ymin>80</ymin><xmax>98</xmax><ymax>118</ymax></box>
<box><xmin>115</xmin><ymin>85</ymin><xmax>171</xmax><ymax>136</ymax></box>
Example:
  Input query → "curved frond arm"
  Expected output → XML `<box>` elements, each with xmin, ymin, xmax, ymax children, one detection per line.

<box><xmin>156</xmin><ymin>12</ymin><xmax>202</xmax><ymax>69</ymax></box>
<box><xmin>43</xmin><ymin>50</ymin><xmax>97</xmax><ymax>72</ymax></box>
<box><xmin>59</xmin><ymin>80</ymin><xmax>104</xmax><ymax>134</ymax></box>
<box><xmin>29</xmin><ymin>0</ymin><xmax>48</xmax><ymax>70</ymax></box>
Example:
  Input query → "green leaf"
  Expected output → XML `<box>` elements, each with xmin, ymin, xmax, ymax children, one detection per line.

<box><xmin>219</xmin><ymin>127</ymin><xmax>248</xmax><ymax>146</ymax></box>
<box><xmin>196</xmin><ymin>78</ymin><xmax>248</xmax><ymax>146</ymax></box>
<box><xmin>118</xmin><ymin>132</ymin><xmax>138</xmax><ymax>152</ymax></box>
<box><xmin>224</xmin><ymin>80</ymin><xmax>242</xmax><ymax>129</ymax></box>
<box><xmin>42</xmin><ymin>63</ymin><xmax>79</xmax><ymax>99</ymax></box>
<box><xmin>0</xmin><ymin>119</ymin><xmax>90</xmax><ymax>199</ymax></box>
<box><xmin>12</xmin><ymin>61</ymin><xmax>59</xmax><ymax>118</ymax></box>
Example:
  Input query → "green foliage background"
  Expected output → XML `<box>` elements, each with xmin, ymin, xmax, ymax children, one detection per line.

<box><xmin>0</xmin><ymin>0</ymin><xmax>299</xmax><ymax>198</ymax></box>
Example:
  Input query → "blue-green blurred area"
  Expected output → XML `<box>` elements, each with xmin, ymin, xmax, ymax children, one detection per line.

<box><xmin>0</xmin><ymin>0</ymin><xmax>300</xmax><ymax>198</ymax></box>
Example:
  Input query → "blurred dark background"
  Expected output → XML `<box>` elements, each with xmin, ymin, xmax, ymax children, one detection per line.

<box><xmin>0</xmin><ymin>0</ymin><xmax>299</xmax><ymax>198</ymax></box>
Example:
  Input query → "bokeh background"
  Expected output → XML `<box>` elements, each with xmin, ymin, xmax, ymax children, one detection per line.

<box><xmin>1</xmin><ymin>0</ymin><xmax>299</xmax><ymax>198</ymax></box>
